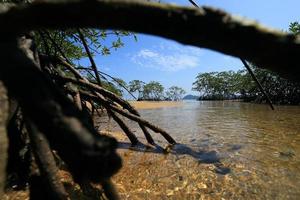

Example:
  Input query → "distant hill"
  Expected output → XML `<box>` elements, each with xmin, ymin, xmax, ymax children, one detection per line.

<box><xmin>183</xmin><ymin>94</ymin><xmax>199</xmax><ymax>100</ymax></box>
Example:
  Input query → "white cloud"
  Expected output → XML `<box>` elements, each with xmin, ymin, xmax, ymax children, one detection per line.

<box><xmin>131</xmin><ymin>43</ymin><xmax>203</xmax><ymax>72</ymax></box>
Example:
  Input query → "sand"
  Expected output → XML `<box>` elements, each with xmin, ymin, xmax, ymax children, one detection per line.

<box><xmin>129</xmin><ymin>101</ymin><xmax>183</xmax><ymax>110</ymax></box>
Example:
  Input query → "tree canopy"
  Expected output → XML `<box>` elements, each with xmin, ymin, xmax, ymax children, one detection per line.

<box><xmin>166</xmin><ymin>86</ymin><xmax>186</xmax><ymax>101</ymax></box>
<box><xmin>192</xmin><ymin>68</ymin><xmax>300</xmax><ymax>104</ymax></box>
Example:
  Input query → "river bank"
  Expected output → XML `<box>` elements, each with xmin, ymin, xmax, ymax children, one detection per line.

<box><xmin>128</xmin><ymin>101</ymin><xmax>183</xmax><ymax>110</ymax></box>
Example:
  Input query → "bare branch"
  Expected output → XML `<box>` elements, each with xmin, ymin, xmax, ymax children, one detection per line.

<box><xmin>0</xmin><ymin>1</ymin><xmax>299</xmax><ymax>80</ymax></box>
<box><xmin>79</xmin><ymin>90</ymin><xmax>176</xmax><ymax>144</ymax></box>
<box><xmin>107</xmin><ymin>110</ymin><xmax>139</xmax><ymax>145</ymax></box>
<box><xmin>187</xmin><ymin>0</ymin><xmax>275</xmax><ymax>110</ymax></box>
<box><xmin>77</xmin><ymin>29</ymin><xmax>102</xmax><ymax>85</ymax></box>
<box><xmin>241</xmin><ymin>59</ymin><xmax>275</xmax><ymax>110</ymax></box>
<box><xmin>52</xmin><ymin>61</ymin><xmax>155</xmax><ymax>144</ymax></box>
<box><xmin>75</xmin><ymin>66</ymin><xmax>137</xmax><ymax>100</ymax></box>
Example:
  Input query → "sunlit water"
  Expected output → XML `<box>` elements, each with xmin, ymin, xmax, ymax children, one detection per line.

<box><xmin>99</xmin><ymin>101</ymin><xmax>300</xmax><ymax>200</ymax></box>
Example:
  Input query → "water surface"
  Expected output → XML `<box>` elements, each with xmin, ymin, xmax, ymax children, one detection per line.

<box><xmin>103</xmin><ymin>101</ymin><xmax>300</xmax><ymax>199</ymax></box>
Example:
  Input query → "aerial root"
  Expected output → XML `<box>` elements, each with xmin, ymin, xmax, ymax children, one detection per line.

<box><xmin>44</xmin><ymin>55</ymin><xmax>176</xmax><ymax>145</ymax></box>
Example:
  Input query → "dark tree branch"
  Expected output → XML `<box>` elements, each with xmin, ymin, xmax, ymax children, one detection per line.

<box><xmin>187</xmin><ymin>0</ymin><xmax>275</xmax><ymax>110</ymax></box>
<box><xmin>53</xmin><ymin>60</ymin><xmax>156</xmax><ymax>144</ymax></box>
<box><xmin>0</xmin><ymin>0</ymin><xmax>299</xmax><ymax>81</ymax></box>
<box><xmin>75</xmin><ymin>66</ymin><xmax>137</xmax><ymax>100</ymax></box>
<box><xmin>240</xmin><ymin>59</ymin><xmax>275</xmax><ymax>110</ymax></box>
<box><xmin>107</xmin><ymin>110</ymin><xmax>139</xmax><ymax>145</ymax></box>
<box><xmin>77</xmin><ymin>29</ymin><xmax>102</xmax><ymax>85</ymax></box>
<box><xmin>0</xmin><ymin>36</ymin><xmax>121</xmax><ymax>183</ymax></box>
<box><xmin>101</xmin><ymin>179</ymin><xmax>120</xmax><ymax>200</ymax></box>
<box><xmin>0</xmin><ymin>81</ymin><xmax>8</xmax><ymax>198</ymax></box>
<box><xmin>188</xmin><ymin>0</ymin><xmax>199</xmax><ymax>8</ymax></box>
<box><xmin>79</xmin><ymin>90</ymin><xmax>176</xmax><ymax>144</ymax></box>
<box><xmin>26</xmin><ymin>120</ymin><xmax>69</xmax><ymax>200</ymax></box>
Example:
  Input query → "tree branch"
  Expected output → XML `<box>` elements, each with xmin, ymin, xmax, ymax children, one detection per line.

<box><xmin>52</xmin><ymin>60</ymin><xmax>156</xmax><ymax>144</ymax></box>
<box><xmin>77</xmin><ymin>29</ymin><xmax>102</xmax><ymax>85</ymax></box>
<box><xmin>187</xmin><ymin>0</ymin><xmax>275</xmax><ymax>110</ymax></box>
<box><xmin>0</xmin><ymin>36</ymin><xmax>121</xmax><ymax>183</ymax></box>
<box><xmin>0</xmin><ymin>81</ymin><xmax>8</xmax><ymax>198</ymax></box>
<box><xmin>75</xmin><ymin>67</ymin><xmax>137</xmax><ymax>100</ymax></box>
<box><xmin>79</xmin><ymin>90</ymin><xmax>176</xmax><ymax>144</ymax></box>
<box><xmin>0</xmin><ymin>0</ymin><xmax>299</xmax><ymax>81</ymax></box>
<box><xmin>107</xmin><ymin>110</ymin><xmax>139</xmax><ymax>145</ymax></box>
<box><xmin>26</xmin><ymin>120</ymin><xmax>69</xmax><ymax>200</ymax></box>
<box><xmin>241</xmin><ymin>59</ymin><xmax>275</xmax><ymax>110</ymax></box>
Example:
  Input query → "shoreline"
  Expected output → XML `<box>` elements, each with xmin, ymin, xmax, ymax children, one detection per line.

<box><xmin>128</xmin><ymin>100</ymin><xmax>183</xmax><ymax>110</ymax></box>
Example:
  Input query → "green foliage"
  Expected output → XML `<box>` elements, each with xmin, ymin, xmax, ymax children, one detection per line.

<box><xmin>192</xmin><ymin>71</ymin><xmax>246</xmax><ymax>99</ymax></box>
<box><xmin>86</xmin><ymin>73</ymin><xmax>125</xmax><ymax>97</ymax></box>
<box><xmin>111</xmin><ymin>78</ymin><xmax>128</xmax><ymax>96</ymax></box>
<box><xmin>143</xmin><ymin>81</ymin><xmax>164</xmax><ymax>100</ymax></box>
<box><xmin>36</xmin><ymin>29</ymin><xmax>135</xmax><ymax>60</ymax></box>
<box><xmin>166</xmin><ymin>86</ymin><xmax>186</xmax><ymax>101</ymax></box>
<box><xmin>34</xmin><ymin>27</ymin><xmax>136</xmax><ymax>98</ymax></box>
<box><xmin>102</xmin><ymin>81</ymin><xmax>123</xmax><ymax>97</ymax></box>
<box><xmin>289</xmin><ymin>21</ymin><xmax>300</xmax><ymax>35</ymax></box>
<box><xmin>36</xmin><ymin>30</ymin><xmax>85</xmax><ymax>60</ymax></box>
<box><xmin>129</xmin><ymin>80</ymin><xmax>185</xmax><ymax>101</ymax></box>
<box><xmin>128</xmin><ymin>80</ymin><xmax>145</xmax><ymax>99</ymax></box>
<box><xmin>192</xmin><ymin>67</ymin><xmax>300</xmax><ymax>104</ymax></box>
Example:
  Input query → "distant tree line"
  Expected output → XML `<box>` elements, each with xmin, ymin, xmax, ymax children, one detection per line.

<box><xmin>192</xmin><ymin>67</ymin><xmax>300</xmax><ymax>105</ymax></box>
<box><xmin>128</xmin><ymin>80</ymin><xmax>186</xmax><ymax>101</ymax></box>
<box><xmin>86</xmin><ymin>76</ymin><xmax>186</xmax><ymax>101</ymax></box>
<box><xmin>192</xmin><ymin>22</ymin><xmax>300</xmax><ymax>105</ymax></box>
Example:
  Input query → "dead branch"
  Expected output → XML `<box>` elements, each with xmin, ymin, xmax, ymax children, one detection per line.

<box><xmin>0</xmin><ymin>0</ymin><xmax>299</xmax><ymax>81</ymax></box>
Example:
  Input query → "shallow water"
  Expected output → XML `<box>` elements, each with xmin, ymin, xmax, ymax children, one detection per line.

<box><xmin>101</xmin><ymin>101</ymin><xmax>300</xmax><ymax>200</ymax></box>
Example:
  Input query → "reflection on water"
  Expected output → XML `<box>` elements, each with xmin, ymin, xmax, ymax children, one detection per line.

<box><xmin>104</xmin><ymin>101</ymin><xmax>300</xmax><ymax>199</ymax></box>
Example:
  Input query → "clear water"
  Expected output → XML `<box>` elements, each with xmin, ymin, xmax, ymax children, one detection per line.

<box><xmin>103</xmin><ymin>101</ymin><xmax>300</xmax><ymax>199</ymax></box>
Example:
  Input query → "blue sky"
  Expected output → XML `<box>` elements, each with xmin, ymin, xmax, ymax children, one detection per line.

<box><xmin>80</xmin><ymin>0</ymin><xmax>300</xmax><ymax>96</ymax></box>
